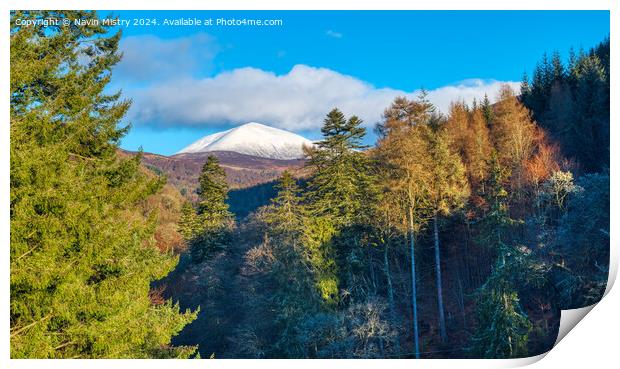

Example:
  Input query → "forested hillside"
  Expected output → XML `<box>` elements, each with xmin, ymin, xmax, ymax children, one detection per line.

<box><xmin>163</xmin><ymin>40</ymin><xmax>609</xmax><ymax>358</ymax></box>
<box><xmin>10</xmin><ymin>10</ymin><xmax>609</xmax><ymax>360</ymax></box>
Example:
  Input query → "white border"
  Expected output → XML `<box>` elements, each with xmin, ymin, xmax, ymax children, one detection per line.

<box><xmin>2</xmin><ymin>1</ymin><xmax>616</xmax><ymax>369</ymax></box>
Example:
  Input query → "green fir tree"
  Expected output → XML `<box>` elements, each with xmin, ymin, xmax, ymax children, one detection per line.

<box><xmin>10</xmin><ymin>10</ymin><xmax>196</xmax><ymax>358</ymax></box>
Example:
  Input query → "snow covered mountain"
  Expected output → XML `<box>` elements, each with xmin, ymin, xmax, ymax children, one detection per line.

<box><xmin>176</xmin><ymin>122</ymin><xmax>314</xmax><ymax>160</ymax></box>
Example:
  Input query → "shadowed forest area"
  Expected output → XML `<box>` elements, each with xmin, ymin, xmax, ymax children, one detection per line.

<box><xmin>10</xmin><ymin>10</ymin><xmax>609</xmax><ymax>359</ymax></box>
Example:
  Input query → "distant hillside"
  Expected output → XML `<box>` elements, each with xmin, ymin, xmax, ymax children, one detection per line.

<box><xmin>117</xmin><ymin>150</ymin><xmax>188</xmax><ymax>253</ymax></box>
<box><xmin>124</xmin><ymin>150</ymin><xmax>308</xmax><ymax>206</ymax></box>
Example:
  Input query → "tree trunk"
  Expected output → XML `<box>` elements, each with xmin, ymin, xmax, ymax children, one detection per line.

<box><xmin>456</xmin><ymin>267</ymin><xmax>466</xmax><ymax>328</ymax></box>
<box><xmin>434</xmin><ymin>212</ymin><xmax>447</xmax><ymax>343</ymax></box>
<box><xmin>369</xmin><ymin>246</ymin><xmax>377</xmax><ymax>294</ymax></box>
<box><xmin>464</xmin><ymin>220</ymin><xmax>472</xmax><ymax>290</ymax></box>
<box><xmin>504</xmin><ymin>293</ymin><xmax>513</xmax><ymax>357</ymax></box>
<box><xmin>384</xmin><ymin>243</ymin><xmax>400</xmax><ymax>355</ymax></box>
<box><xmin>408</xmin><ymin>206</ymin><xmax>420</xmax><ymax>359</ymax></box>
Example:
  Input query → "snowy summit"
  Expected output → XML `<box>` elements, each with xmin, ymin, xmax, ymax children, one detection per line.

<box><xmin>176</xmin><ymin>122</ymin><xmax>314</xmax><ymax>160</ymax></box>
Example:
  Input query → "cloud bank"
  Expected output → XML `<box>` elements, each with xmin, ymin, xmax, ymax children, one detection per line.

<box><xmin>115</xmin><ymin>35</ymin><xmax>519</xmax><ymax>131</ymax></box>
<box><xmin>125</xmin><ymin>64</ymin><xmax>520</xmax><ymax>131</ymax></box>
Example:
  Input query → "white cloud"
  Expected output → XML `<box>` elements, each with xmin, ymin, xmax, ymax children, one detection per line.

<box><xmin>425</xmin><ymin>79</ymin><xmax>521</xmax><ymax>115</ymax></box>
<box><xmin>125</xmin><ymin>64</ymin><xmax>520</xmax><ymax>131</ymax></box>
<box><xmin>326</xmin><ymin>30</ymin><xmax>343</xmax><ymax>39</ymax></box>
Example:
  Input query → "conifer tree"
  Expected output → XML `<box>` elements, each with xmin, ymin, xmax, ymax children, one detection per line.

<box><xmin>570</xmin><ymin>55</ymin><xmax>609</xmax><ymax>172</ymax></box>
<box><xmin>472</xmin><ymin>155</ymin><xmax>532</xmax><ymax>358</ymax></box>
<box><xmin>182</xmin><ymin>155</ymin><xmax>233</xmax><ymax>263</ymax></box>
<box><xmin>520</xmin><ymin>72</ymin><xmax>531</xmax><ymax>98</ymax></box>
<box><xmin>471</xmin><ymin>247</ymin><xmax>533</xmax><ymax>358</ymax></box>
<box><xmin>522</xmin><ymin>38</ymin><xmax>609</xmax><ymax>173</ymax></box>
<box><xmin>305</xmin><ymin>108</ymin><xmax>372</xmax><ymax>226</ymax></box>
<box><xmin>258</xmin><ymin>171</ymin><xmax>320</xmax><ymax>356</ymax></box>
<box><xmin>551</xmin><ymin>51</ymin><xmax>565</xmax><ymax>83</ymax></box>
<box><xmin>10</xmin><ymin>10</ymin><xmax>196</xmax><ymax>358</ymax></box>
<box><xmin>303</xmin><ymin>108</ymin><xmax>378</xmax><ymax>305</ymax></box>
<box><xmin>481</xmin><ymin>94</ymin><xmax>495</xmax><ymax>128</ymax></box>
<box><xmin>179</xmin><ymin>202</ymin><xmax>199</xmax><ymax>240</ymax></box>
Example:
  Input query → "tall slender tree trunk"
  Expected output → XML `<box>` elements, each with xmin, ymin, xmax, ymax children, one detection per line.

<box><xmin>369</xmin><ymin>246</ymin><xmax>377</xmax><ymax>294</ymax></box>
<box><xmin>504</xmin><ymin>292</ymin><xmax>513</xmax><ymax>357</ymax></box>
<box><xmin>456</xmin><ymin>267</ymin><xmax>466</xmax><ymax>328</ymax></box>
<box><xmin>408</xmin><ymin>206</ymin><xmax>420</xmax><ymax>359</ymax></box>
<box><xmin>384</xmin><ymin>244</ymin><xmax>400</xmax><ymax>355</ymax></box>
<box><xmin>433</xmin><ymin>212</ymin><xmax>447</xmax><ymax>343</ymax></box>
<box><xmin>464</xmin><ymin>220</ymin><xmax>472</xmax><ymax>290</ymax></box>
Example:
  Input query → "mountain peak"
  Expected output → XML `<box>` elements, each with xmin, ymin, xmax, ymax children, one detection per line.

<box><xmin>176</xmin><ymin>122</ymin><xmax>313</xmax><ymax>160</ymax></box>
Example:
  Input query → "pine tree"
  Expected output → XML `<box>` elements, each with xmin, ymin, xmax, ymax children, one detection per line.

<box><xmin>471</xmin><ymin>153</ymin><xmax>532</xmax><ymax>358</ymax></box>
<box><xmin>260</xmin><ymin>171</ymin><xmax>320</xmax><ymax>356</ymax></box>
<box><xmin>551</xmin><ymin>51</ymin><xmax>565</xmax><ymax>83</ymax></box>
<box><xmin>520</xmin><ymin>72</ymin><xmax>532</xmax><ymax>110</ymax></box>
<box><xmin>179</xmin><ymin>202</ymin><xmax>199</xmax><ymax>240</ymax></box>
<box><xmin>481</xmin><ymin>94</ymin><xmax>495</xmax><ymax>129</ymax></box>
<box><xmin>182</xmin><ymin>155</ymin><xmax>233</xmax><ymax>263</ymax></box>
<box><xmin>477</xmin><ymin>153</ymin><xmax>513</xmax><ymax>248</ymax></box>
<box><xmin>303</xmin><ymin>108</ymin><xmax>378</xmax><ymax>305</ymax></box>
<box><xmin>471</xmin><ymin>251</ymin><xmax>533</xmax><ymax>358</ymax></box>
<box><xmin>10</xmin><ymin>10</ymin><xmax>196</xmax><ymax>358</ymax></box>
<box><xmin>305</xmin><ymin>108</ymin><xmax>372</xmax><ymax>226</ymax></box>
<box><xmin>570</xmin><ymin>55</ymin><xmax>609</xmax><ymax>172</ymax></box>
<box><xmin>522</xmin><ymin>38</ymin><xmax>609</xmax><ymax>173</ymax></box>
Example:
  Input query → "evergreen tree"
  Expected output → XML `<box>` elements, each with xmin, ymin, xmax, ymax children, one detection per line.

<box><xmin>471</xmin><ymin>246</ymin><xmax>533</xmax><ymax>358</ymax></box>
<box><xmin>481</xmin><ymin>94</ymin><xmax>495</xmax><ymax>128</ymax></box>
<box><xmin>476</xmin><ymin>153</ymin><xmax>513</xmax><ymax>249</ymax></box>
<box><xmin>181</xmin><ymin>156</ymin><xmax>233</xmax><ymax>263</ymax></box>
<box><xmin>305</xmin><ymin>108</ymin><xmax>372</xmax><ymax>226</ymax></box>
<box><xmin>197</xmin><ymin>156</ymin><xmax>231</xmax><ymax>223</ymax></box>
<box><xmin>258</xmin><ymin>171</ymin><xmax>320</xmax><ymax>357</ymax></box>
<box><xmin>178</xmin><ymin>202</ymin><xmax>199</xmax><ymax>240</ymax></box>
<box><xmin>570</xmin><ymin>55</ymin><xmax>609</xmax><ymax>172</ymax></box>
<box><xmin>520</xmin><ymin>72</ymin><xmax>531</xmax><ymax>97</ymax></box>
<box><xmin>10</xmin><ymin>10</ymin><xmax>196</xmax><ymax>358</ymax></box>
<box><xmin>471</xmin><ymin>154</ymin><xmax>532</xmax><ymax>358</ymax></box>
<box><xmin>550</xmin><ymin>51</ymin><xmax>565</xmax><ymax>83</ymax></box>
<box><xmin>554</xmin><ymin>172</ymin><xmax>609</xmax><ymax>308</ymax></box>
<box><xmin>522</xmin><ymin>38</ymin><xmax>609</xmax><ymax>173</ymax></box>
<box><xmin>303</xmin><ymin>109</ymin><xmax>378</xmax><ymax>305</ymax></box>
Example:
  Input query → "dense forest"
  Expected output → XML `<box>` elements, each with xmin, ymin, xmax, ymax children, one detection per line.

<box><xmin>10</xmin><ymin>11</ymin><xmax>609</xmax><ymax>359</ymax></box>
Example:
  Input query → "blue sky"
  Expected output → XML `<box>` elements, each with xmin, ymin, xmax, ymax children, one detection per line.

<box><xmin>104</xmin><ymin>10</ymin><xmax>609</xmax><ymax>155</ymax></box>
